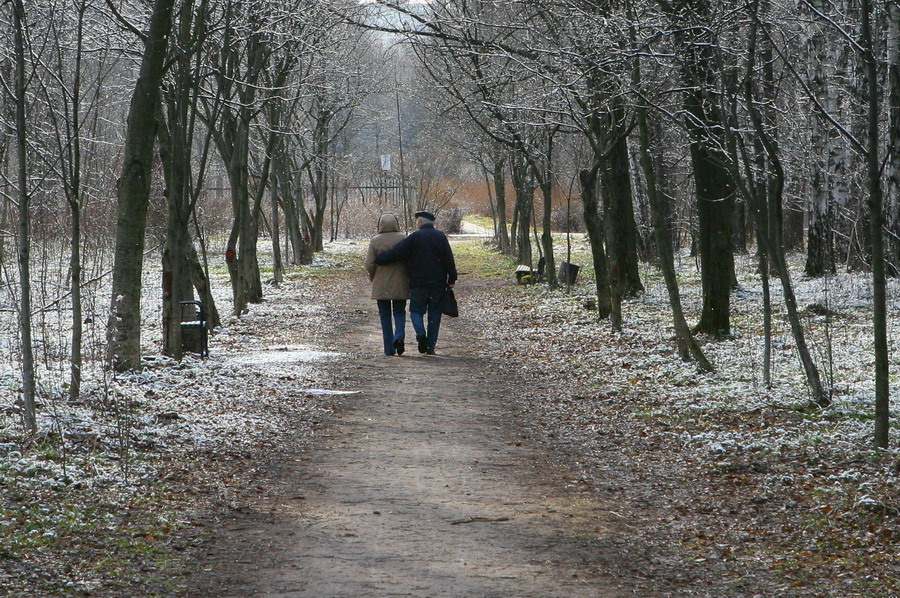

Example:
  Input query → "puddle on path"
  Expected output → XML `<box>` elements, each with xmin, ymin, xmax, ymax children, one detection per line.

<box><xmin>301</xmin><ymin>389</ymin><xmax>360</xmax><ymax>396</ymax></box>
<box><xmin>231</xmin><ymin>346</ymin><xmax>341</xmax><ymax>367</ymax></box>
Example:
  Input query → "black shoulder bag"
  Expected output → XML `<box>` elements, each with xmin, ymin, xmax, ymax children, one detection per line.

<box><xmin>441</xmin><ymin>287</ymin><xmax>459</xmax><ymax>318</ymax></box>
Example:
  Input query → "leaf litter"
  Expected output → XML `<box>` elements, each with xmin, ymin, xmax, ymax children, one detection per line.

<box><xmin>458</xmin><ymin>242</ymin><xmax>899</xmax><ymax>596</ymax></box>
<box><xmin>0</xmin><ymin>245</ymin><xmax>361</xmax><ymax>596</ymax></box>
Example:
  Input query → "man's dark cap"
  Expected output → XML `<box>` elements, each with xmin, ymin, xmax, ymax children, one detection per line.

<box><xmin>414</xmin><ymin>211</ymin><xmax>436</xmax><ymax>221</ymax></box>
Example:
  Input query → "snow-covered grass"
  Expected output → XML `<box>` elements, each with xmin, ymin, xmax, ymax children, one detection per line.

<box><xmin>0</xmin><ymin>240</ymin><xmax>358</xmax><ymax>594</ymax></box>
<box><xmin>580</xmin><ymin>239</ymin><xmax>898</xmax><ymax>438</ymax></box>
<box><xmin>456</xmin><ymin>238</ymin><xmax>900</xmax><ymax>594</ymax></box>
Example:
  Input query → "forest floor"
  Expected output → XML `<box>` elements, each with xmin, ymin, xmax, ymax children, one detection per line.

<box><xmin>2</xmin><ymin>234</ymin><xmax>899</xmax><ymax>596</ymax></box>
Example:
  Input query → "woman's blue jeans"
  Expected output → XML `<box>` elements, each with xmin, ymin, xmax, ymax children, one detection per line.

<box><xmin>377</xmin><ymin>299</ymin><xmax>406</xmax><ymax>355</ymax></box>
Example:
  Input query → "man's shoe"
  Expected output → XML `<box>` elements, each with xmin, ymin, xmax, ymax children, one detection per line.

<box><xmin>394</xmin><ymin>338</ymin><xmax>405</xmax><ymax>356</ymax></box>
<box><xmin>417</xmin><ymin>335</ymin><xmax>428</xmax><ymax>354</ymax></box>
<box><xmin>426</xmin><ymin>346</ymin><xmax>436</xmax><ymax>355</ymax></box>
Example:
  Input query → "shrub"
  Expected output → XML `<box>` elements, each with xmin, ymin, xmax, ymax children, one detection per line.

<box><xmin>551</xmin><ymin>206</ymin><xmax>584</xmax><ymax>233</ymax></box>
<box><xmin>440</xmin><ymin>207</ymin><xmax>465</xmax><ymax>234</ymax></box>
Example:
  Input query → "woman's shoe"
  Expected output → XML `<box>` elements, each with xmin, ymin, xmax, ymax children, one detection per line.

<box><xmin>394</xmin><ymin>338</ymin><xmax>405</xmax><ymax>356</ymax></box>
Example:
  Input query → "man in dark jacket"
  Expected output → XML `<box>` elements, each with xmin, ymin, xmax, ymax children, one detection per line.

<box><xmin>375</xmin><ymin>210</ymin><xmax>457</xmax><ymax>355</ymax></box>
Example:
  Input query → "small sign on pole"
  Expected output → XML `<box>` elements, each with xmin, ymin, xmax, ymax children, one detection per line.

<box><xmin>380</xmin><ymin>154</ymin><xmax>391</xmax><ymax>172</ymax></box>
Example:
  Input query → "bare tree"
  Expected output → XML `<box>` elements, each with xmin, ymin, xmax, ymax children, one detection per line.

<box><xmin>629</xmin><ymin>3</ymin><xmax>713</xmax><ymax>371</ymax></box>
<box><xmin>35</xmin><ymin>0</ymin><xmax>91</xmax><ymax>398</ymax></box>
<box><xmin>659</xmin><ymin>0</ymin><xmax>737</xmax><ymax>338</ymax></box>
<box><xmin>745</xmin><ymin>0</ymin><xmax>828</xmax><ymax>407</ymax></box>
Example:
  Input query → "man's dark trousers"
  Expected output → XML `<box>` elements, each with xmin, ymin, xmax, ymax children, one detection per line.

<box><xmin>410</xmin><ymin>285</ymin><xmax>443</xmax><ymax>351</ymax></box>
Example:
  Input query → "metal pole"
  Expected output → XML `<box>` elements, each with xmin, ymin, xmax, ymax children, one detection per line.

<box><xmin>395</xmin><ymin>79</ymin><xmax>410</xmax><ymax>233</ymax></box>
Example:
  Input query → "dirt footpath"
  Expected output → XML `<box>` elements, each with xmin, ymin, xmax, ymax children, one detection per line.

<box><xmin>191</xmin><ymin>275</ymin><xmax>627</xmax><ymax>597</ymax></box>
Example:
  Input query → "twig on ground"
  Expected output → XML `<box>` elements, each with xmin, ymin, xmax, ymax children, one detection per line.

<box><xmin>450</xmin><ymin>516</ymin><xmax>511</xmax><ymax>525</ymax></box>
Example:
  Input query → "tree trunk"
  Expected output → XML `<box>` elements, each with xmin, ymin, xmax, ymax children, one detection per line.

<box><xmin>68</xmin><ymin>2</ymin><xmax>86</xmax><ymax>402</ymax></box>
<box><xmin>767</xmin><ymin>110</ymin><xmax>828</xmax><ymax>407</ymax></box>
<box><xmin>225</xmin><ymin>207</ymin><xmax>241</xmax><ymax>312</ymax></box>
<box><xmin>732</xmin><ymin>199</ymin><xmax>748</xmax><ymax>254</ymax></box>
<box><xmin>755</xmin><ymin>133</ymin><xmax>773</xmax><ymax>388</ymax></box>
<box><xmin>191</xmin><ymin>204</ymin><xmax>220</xmax><ymax>330</ymax></box>
<box><xmin>511</xmin><ymin>155</ymin><xmax>533</xmax><ymax>267</ymax></box>
<box><xmin>283</xmin><ymin>187</ymin><xmax>311</xmax><ymax>264</ymax></box>
<box><xmin>481</xmin><ymin>165</ymin><xmax>499</xmax><ymax>240</ymax></box>
<box><xmin>629</xmin><ymin>143</ymin><xmax>655</xmax><ymax>262</ymax></box>
<box><xmin>161</xmin><ymin>236</ymin><xmax>193</xmax><ymax>359</ymax></box>
<box><xmin>781</xmin><ymin>202</ymin><xmax>805</xmax><ymax>252</ymax></box>
<box><xmin>827</xmin><ymin>9</ymin><xmax>852</xmax><ymax>273</ymax></box>
<box><xmin>516</xmin><ymin>189</ymin><xmax>533</xmax><ymax>267</ymax></box>
<box><xmin>224</xmin><ymin>113</ymin><xmax>252</xmax><ymax>314</ymax></box>
<box><xmin>298</xmin><ymin>184</ymin><xmax>316</xmax><ymax>261</ymax></box>
<box><xmin>539</xmin><ymin>133</ymin><xmax>558</xmax><ymax>288</ymax></box>
<box><xmin>329</xmin><ymin>169</ymin><xmax>336</xmax><ymax>243</ymax></box>
<box><xmin>672</xmin><ymin>0</ymin><xmax>735</xmax><ymax>337</ymax></box>
<box><xmin>308</xmin><ymin>108</ymin><xmax>330</xmax><ymax>253</ymax></box>
<box><xmin>106</xmin><ymin>0</ymin><xmax>176</xmax><ymax>370</ymax></box>
<box><xmin>601</xmin><ymin>131</ymin><xmax>644</xmax><ymax>301</ymax></box>
<box><xmin>633</xmin><ymin>41</ymin><xmax>712</xmax><ymax>370</ymax></box>
<box><xmin>181</xmin><ymin>248</ymin><xmax>217</xmax><ymax>335</ymax></box>
<box><xmin>746</xmin><ymin>0</ymin><xmax>827</xmax><ymax>407</ymax></box>
<box><xmin>510</xmin><ymin>193</ymin><xmax>519</xmax><ymax>253</ymax></box>
<box><xmin>307</xmin><ymin>158</ymin><xmax>327</xmax><ymax>253</ymax></box>
<box><xmin>860</xmin><ymin>0</ymin><xmax>890</xmax><ymax>447</ymax></box>
<box><xmin>309</xmin><ymin>157</ymin><xmax>326</xmax><ymax>252</ymax></box>
<box><xmin>539</xmin><ymin>177</ymin><xmax>557</xmax><ymax>288</ymax></box>
<box><xmin>846</xmin><ymin>0</ymin><xmax>872</xmax><ymax>272</ymax></box>
<box><xmin>157</xmin><ymin>108</ymin><xmax>195</xmax><ymax>360</ymax></box>
<box><xmin>804</xmin><ymin>0</ymin><xmax>835</xmax><ymax>277</ymax></box>
<box><xmin>12</xmin><ymin>0</ymin><xmax>35</xmax><ymax>432</ymax></box>
<box><xmin>493</xmin><ymin>155</ymin><xmax>511</xmax><ymax>253</ymax></box>
<box><xmin>284</xmin><ymin>202</ymin><xmax>290</xmax><ymax>260</ymax></box>
<box><xmin>242</xmin><ymin>137</ymin><xmax>275</xmax><ymax>304</ymax></box>
<box><xmin>313</xmin><ymin>200</ymin><xmax>326</xmax><ymax>252</ymax></box>
<box><xmin>0</xmin><ymin>150</ymin><xmax>7</xmax><ymax>267</ymax></box>
<box><xmin>890</xmin><ymin>0</ymin><xmax>900</xmax><ymax>276</ymax></box>
<box><xmin>691</xmin><ymin>138</ymin><xmax>735</xmax><ymax>336</ymax></box>
<box><xmin>273</xmin><ymin>153</ymin><xmax>310</xmax><ymax>266</ymax></box>
<box><xmin>580</xmin><ymin>165</ymin><xmax>611</xmax><ymax>319</ymax></box>
<box><xmin>238</xmin><ymin>194</ymin><xmax>262</xmax><ymax>305</ymax></box>
<box><xmin>640</xmin><ymin>127</ymin><xmax>712</xmax><ymax>369</ymax></box>
<box><xmin>161</xmin><ymin>228</ymin><xmax>193</xmax><ymax>359</ymax></box>
<box><xmin>69</xmin><ymin>200</ymin><xmax>82</xmax><ymax>400</ymax></box>
<box><xmin>272</xmin><ymin>184</ymin><xmax>284</xmax><ymax>285</ymax></box>
<box><xmin>283</xmin><ymin>194</ymin><xmax>303</xmax><ymax>264</ymax></box>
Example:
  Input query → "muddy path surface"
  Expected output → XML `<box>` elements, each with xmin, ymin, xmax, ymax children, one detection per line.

<box><xmin>191</xmin><ymin>273</ymin><xmax>628</xmax><ymax>597</ymax></box>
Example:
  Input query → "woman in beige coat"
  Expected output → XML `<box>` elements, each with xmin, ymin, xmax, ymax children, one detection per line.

<box><xmin>365</xmin><ymin>213</ymin><xmax>410</xmax><ymax>356</ymax></box>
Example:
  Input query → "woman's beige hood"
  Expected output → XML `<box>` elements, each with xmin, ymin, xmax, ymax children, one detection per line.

<box><xmin>378</xmin><ymin>213</ymin><xmax>401</xmax><ymax>234</ymax></box>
